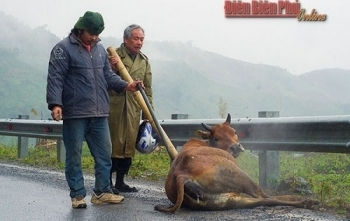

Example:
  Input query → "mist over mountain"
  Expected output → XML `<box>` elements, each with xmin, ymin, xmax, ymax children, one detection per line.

<box><xmin>1</xmin><ymin>11</ymin><xmax>349</xmax><ymax>120</ymax></box>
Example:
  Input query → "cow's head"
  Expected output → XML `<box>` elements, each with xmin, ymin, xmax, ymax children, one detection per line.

<box><xmin>198</xmin><ymin>113</ymin><xmax>244</xmax><ymax>158</ymax></box>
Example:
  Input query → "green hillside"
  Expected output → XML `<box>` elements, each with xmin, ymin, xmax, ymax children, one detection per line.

<box><xmin>1</xmin><ymin>11</ymin><xmax>350</xmax><ymax>120</ymax></box>
<box><xmin>0</xmin><ymin>48</ymin><xmax>48</xmax><ymax>119</ymax></box>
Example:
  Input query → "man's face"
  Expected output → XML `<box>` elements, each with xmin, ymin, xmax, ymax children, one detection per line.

<box><xmin>80</xmin><ymin>31</ymin><xmax>99</xmax><ymax>45</ymax></box>
<box><xmin>124</xmin><ymin>28</ymin><xmax>144</xmax><ymax>55</ymax></box>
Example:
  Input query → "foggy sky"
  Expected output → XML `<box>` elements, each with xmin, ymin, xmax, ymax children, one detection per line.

<box><xmin>1</xmin><ymin>0</ymin><xmax>349</xmax><ymax>75</ymax></box>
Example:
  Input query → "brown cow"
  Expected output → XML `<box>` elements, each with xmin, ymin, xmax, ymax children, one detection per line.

<box><xmin>154</xmin><ymin>113</ymin><xmax>319</xmax><ymax>213</ymax></box>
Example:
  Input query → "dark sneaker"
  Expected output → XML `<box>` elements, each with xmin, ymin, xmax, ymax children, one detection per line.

<box><xmin>90</xmin><ymin>192</ymin><xmax>124</xmax><ymax>205</ymax></box>
<box><xmin>71</xmin><ymin>196</ymin><xmax>87</xmax><ymax>209</ymax></box>
<box><xmin>115</xmin><ymin>183</ymin><xmax>138</xmax><ymax>193</ymax></box>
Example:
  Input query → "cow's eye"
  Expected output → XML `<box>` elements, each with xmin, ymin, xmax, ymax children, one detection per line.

<box><xmin>214</xmin><ymin>137</ymin><xmax>219</xmax><ymax>142</ymax></box>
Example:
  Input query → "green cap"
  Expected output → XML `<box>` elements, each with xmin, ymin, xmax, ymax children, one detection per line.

<box><xmin>74</xmin><ymin>11</ymin><xmax>105</xmax><ymax>35</ymax></box>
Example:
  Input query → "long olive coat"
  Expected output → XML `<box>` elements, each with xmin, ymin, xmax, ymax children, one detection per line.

<box><xmin>108</xmin><ymin>43</ymin><xmax>153</xmax><ymax>158</ymax></box>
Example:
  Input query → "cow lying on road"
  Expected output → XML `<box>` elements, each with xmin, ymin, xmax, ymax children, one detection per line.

<box><xmin>155</xmin><ymin>114</ymin><xmax>319</xmax><ymax>213</ymax></box>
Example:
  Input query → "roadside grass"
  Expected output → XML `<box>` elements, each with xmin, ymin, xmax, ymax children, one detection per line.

<box><xmin>0</xmin><ymin>143</ymin><xmax>349</xmax><ymax>216</ymax></box>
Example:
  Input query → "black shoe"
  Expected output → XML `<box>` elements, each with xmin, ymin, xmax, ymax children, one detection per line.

<box><xmin>115</xmin><ymin>183</ymin><xmax>138</xmax><ymax>193</ymax></box>
<box><xmin>111</xmin><ymin>187</ymin><xmax>120</xmax><ymax>195</ymax></box>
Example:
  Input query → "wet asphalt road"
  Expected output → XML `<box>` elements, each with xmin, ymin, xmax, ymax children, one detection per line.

<box><xmin>0</xmin><ymin>162</ymin><xmax>347</xmax><ymax>221</ymax></box>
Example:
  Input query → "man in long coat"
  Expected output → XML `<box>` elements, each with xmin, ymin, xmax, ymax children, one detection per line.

<box><xmin>108</xmin><ymin>24</ymin><xmax>153</xmax><ymax>192</ymax></box>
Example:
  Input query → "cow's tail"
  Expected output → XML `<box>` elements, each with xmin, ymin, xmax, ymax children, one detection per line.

<box><xmin>154</xmin><ymin>175</ymin><xmax>186</xmax><ymax>213</ymax></box>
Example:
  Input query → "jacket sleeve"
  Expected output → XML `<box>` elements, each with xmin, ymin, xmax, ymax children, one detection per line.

<box><xmin>103</xmin><ymin>49</ymin><xmax>128</xmax><ymax>93</ymax></box>
<box><xmin>46</xmin><ymin>44</ymin><xmax>69</xmax><ymax>110</ymax></box>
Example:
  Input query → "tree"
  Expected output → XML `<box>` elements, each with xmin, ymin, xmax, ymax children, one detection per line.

<box><xmin>218</xmin><ymin>96</ymin><xmax>228</xmax><ymax>118</ymax></box>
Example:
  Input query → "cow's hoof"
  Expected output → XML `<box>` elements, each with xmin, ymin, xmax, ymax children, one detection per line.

<box><xmin>303</xmin><ymin>199</ymin><xmax>320</xmax><ymax>209</ymax></box>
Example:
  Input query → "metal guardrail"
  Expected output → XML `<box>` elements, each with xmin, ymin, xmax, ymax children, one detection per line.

<box><xmin>1</xmin><ymin>115</ymin><xmax>350</xmax><ymax>154</ymax></box>
<box><xmin>0</xmin><ymin>119</ymin><xmax>63</xmax><ymax>139</ymax></box>
<box><xmin>0</xmin><ymin>119</ymin><xmax>65</xmax><ymax>161</ymax></box>
<box><xmin>1</xmin><ymin>115</ymin><xmax>349</xmax><ymax>188</ymax></box>
<box><xmin>161</xmin><ymin>115</ymin><xmax>350</xmax><ymax>153</ymax></box>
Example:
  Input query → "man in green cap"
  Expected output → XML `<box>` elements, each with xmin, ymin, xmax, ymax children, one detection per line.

<box><xmin>46</xmin><ymin>11</ymin><xmax>143</xmax><ymax>209</ymax></box>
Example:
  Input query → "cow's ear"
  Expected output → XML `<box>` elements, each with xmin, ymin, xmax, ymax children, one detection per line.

<box><xmin>195</xmin><ymin>130</ymin><xmax>210</xmax><ymax>139</ymax></box>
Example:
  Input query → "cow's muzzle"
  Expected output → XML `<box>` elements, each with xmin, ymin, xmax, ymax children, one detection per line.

<box><xmin>230</xmin><ymin>143</ymin><xmax>244</xmax><ymax>158</ymax></box>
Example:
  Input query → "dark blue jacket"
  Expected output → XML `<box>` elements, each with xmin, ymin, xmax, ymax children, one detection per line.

<box><xmin>46</xmin><ymin>33</ymin><xmax>128</xmax><ymax>119</ymax></box>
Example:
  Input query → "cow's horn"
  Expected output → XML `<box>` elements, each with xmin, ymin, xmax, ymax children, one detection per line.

<box><xmin>226</xmin><ymin>113</ymin><xmax>231</xmax><ymax>124</ymax></box>
<box><xmin>201</xmin><ymin>123</ymin><xmax>212</xmax><ymax>132</ymax></box>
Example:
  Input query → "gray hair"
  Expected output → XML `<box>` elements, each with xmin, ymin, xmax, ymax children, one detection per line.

<box><xmin>123</xmin><ymin>24</ymin><xmax>144</xmax><ymax>39</ymax></box>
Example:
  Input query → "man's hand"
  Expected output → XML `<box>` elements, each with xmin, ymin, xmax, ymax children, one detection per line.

<box><xmin>124</xmin><ymin>80</ymin><xmax>144</xmax><ymax>92</ymax></box>
<box><xmin>51</xmin><ymin>106</ymin><xmax>62</xmax><ymax>121</ymax></box>
<box><xmin>109</xmin><ymin>56</ymin><xmax>119</xmax><ymax>72</ymax></box>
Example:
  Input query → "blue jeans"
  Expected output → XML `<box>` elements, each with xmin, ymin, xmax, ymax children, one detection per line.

<box><xmin>63</xmin><ymin>117</ymin><xmax>112</xmax><ymax>198</ymax></box>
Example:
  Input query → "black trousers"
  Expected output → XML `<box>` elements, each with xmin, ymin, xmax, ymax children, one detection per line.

<box><xmin>110</xmin><ymin>157</ymin><xmax>132</xmax><ymax>185</ymax></box>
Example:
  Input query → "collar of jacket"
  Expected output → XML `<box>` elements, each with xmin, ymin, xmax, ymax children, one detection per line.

<box><xmin>69</xmin><ymin>33</ymin><xmax>101</xmax><ymax>51</ymax></box>
<box><xmin>118</xmin><ymin>43</ymin><xmax>148</xmax><ymax>60</ymax></box>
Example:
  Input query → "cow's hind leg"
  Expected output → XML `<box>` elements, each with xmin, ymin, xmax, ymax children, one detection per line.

<box><xmin>154</xmin><ymin>175</ymin><xmax>187</xmax><ymax>213</ymax></box>
<box><xmin>270</xmin><ymin>195</ymin><xmax>320</xmax><ymax>208</ymax></box>
<box><xmin>183</xmin><ymin>190</ymin><xmax>319</xmax><ymax>210</ymax></box>
<box><xmin>224</xmin><ymin>194</ymin><xmax>319</xmax><ymax>209</ymax></box>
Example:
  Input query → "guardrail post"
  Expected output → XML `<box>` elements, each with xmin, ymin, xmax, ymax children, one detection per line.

<box><xmin>57</xmin><ymin>139</ymin><xmax>65</xmax><ymax>163</ymax></box>
<box><xmin>258</xmin><ymin>111</ymin><xmax>280</xmax><ymax>189</ymax></box>
<box><xmin>18</xmin><ymin>136</ymin><xmax>29</xmax><ymax>158</ymax></box>
<box><xmin>17</xmin><ymin>115</ymin><xmax>29</xmax><ymax>158</ymax></box>
<box><xmin>171</xmin><ymin>114</ymin><xmax>189</xmax><ymax>120</ymax></box>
